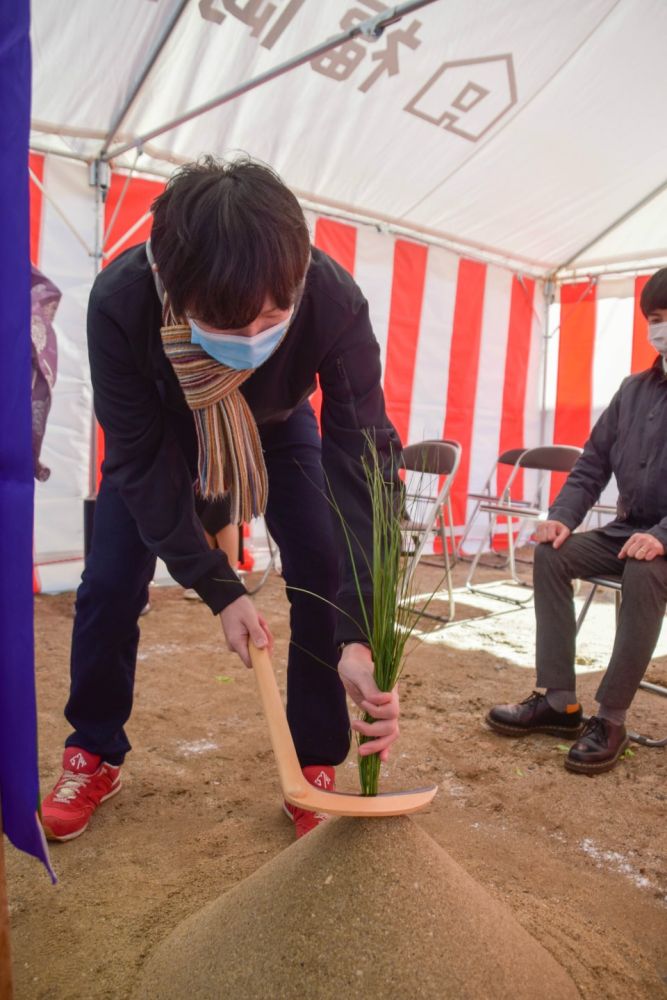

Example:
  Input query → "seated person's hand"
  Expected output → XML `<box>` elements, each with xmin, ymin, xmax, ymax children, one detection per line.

<box><xmin>618</xmin><ymin>532</ymin><xmax>665</xmax><ymax>561</ymax></box>
<box><xmin>534</xmin><ymin>519</ymin><xmax>571</xmax><ymax>549</ymax></box>
<box><xmin>338</xmin><ymin>643</ymin><xmax>399</xmax><ymax>762</ymax></box>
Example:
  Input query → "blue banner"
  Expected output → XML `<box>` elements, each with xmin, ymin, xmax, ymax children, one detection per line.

<box><xmin>0</xmin><ymin>0</ymin><xmax>54</xmax><ymax>880</ymax></box>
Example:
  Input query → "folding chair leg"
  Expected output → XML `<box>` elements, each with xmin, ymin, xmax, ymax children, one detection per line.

<box><xmin>458</xmin><ymin>498</ymin><xmax>507</xmax><ymax>564</ymax></box>
<box><xmin>400</xmin><ymin>523</ymin><xmax>455</xmax><ymax>627</ymax></box>
<box><xmin>575</xmin><ymin>583</ymin><xmax>599</xmax><ymax>634</ymax></box>
<box><xmin>505</xmin><ymin>513</ymin><xmax>537</xmax><ymax>580</ymax></box>
<box><xmin>446</xmin><ymin>497</ymin><xmax>457</xmax><ymax>566</ymax></box>
<box><xmin>420</xmin><ymin>510</ymin><xmax>453</xmax><ymax>574</ymax></box>
<box><xmin>638</xmin><ymin>680</ymin><xmax>667</xmax><ymax>698</ymax></box>
<box><xmin>458</xmin><ymin>503</ymin><xmax>511</xmax><ymax>570</ymax></box>
<box><xmin>444</xmin><ymin>530</ymin><xmax>454</xmax><ymax>620</ymax></box>
<box><xmin>456</xmin><ymin>498</ymin><xmax>482</xmax><ymax>557</ymax></box>
<box><xmin>425</xmin><ymin>499</ymin><xmax>458</xmax><ymax>573</ymax></box>
<box><xmin>627</xmin><ymin>727</ymin><xmax>667</xmax><ymax>748</ymax></box>
<box><xmin>630</xmin><ymin>679</ymin><xmax>667</xmax><ymax>746</ymax></box>
<box><xmin>507</xmin><ymin>514</ymin><xmax>518</xmax><ymax>582</ymax></box>
<box><xmin>437</xmin><ymin>521</ymin><xmax>449</xmax><ymax>568</ymax></box>
<box><xmin>463</xmin><ymin>507</ymin><xmax>535</xmax><ymax>606</ymax></box>
<box><xmin>512</xmin><ymin>520</ymin><xmax>537</xmax><ymax>566</ymax></box>
<box><xmin>465</xmin><ymin>511</ymin><xmax>497</xmax><ymax>588</ymax></box>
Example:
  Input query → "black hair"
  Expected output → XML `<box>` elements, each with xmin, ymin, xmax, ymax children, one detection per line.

<box><xmin>640</xmin><ymin>267</ymin><xmax>667</xmax><ymax>317</ymax></box>
<box><xmin>150</xmin><ymin>155</ymin><xmax>310</xmax><ymax>327</ymax></box>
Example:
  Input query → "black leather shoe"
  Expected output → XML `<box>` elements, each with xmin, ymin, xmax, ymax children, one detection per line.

<box><xmin>565</xmin><ymin>716</ymin><xmax>629</xmax><ymax>774</ymax></box>
<box><xmin>486</xmin><ymin>691</ymin><xmax>584</xmax><ymax>737</ymax></box>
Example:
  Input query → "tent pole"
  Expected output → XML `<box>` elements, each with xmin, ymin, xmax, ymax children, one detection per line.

<box><xmin>554</xmin><ymin>254</ymin><xmax>667</xmax><ymax>283</ymax></box>
<box><xmin>25</xmin><ymin>145</ymin><xmax>667</xmax><ymax>280</ymax></box>
<box><xmin>0</xmin><ymin>811</ymin><xmax>13</xmax><ymax>1000</ymax></box>
<box><xmin>99</xmin><ymin>0</ymin><xmax>189</xmax><ymax>159</ymax></box>
<box><xmin>101</xmin><ymin>151</ymin><xmax>141</xmax><ymax>251</ymax></box>
<box><xmin>538</xmin><ymin>277</ymin><xmax>555</xmax><ymax>452</ymax></box>
<box><xmin>102</xmin><ymin>0</ymin><xmax>442</xmax><ymax>162</ymax></box>
<box><xmin>537</xmin><ymin>274</ymin><xmax>594</xmax><ymax>491</ymax></box>
<box><xmin>84</xmin><ymin>160</ymin><xmax>110</xmax><ymax>556</ymax></box>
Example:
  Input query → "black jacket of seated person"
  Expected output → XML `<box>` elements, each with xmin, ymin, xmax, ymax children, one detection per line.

<box><xmin>88</xmin><ymin>243</ymin><xmax>402</xmax><ymax>645</ymax></box>
<box><xmin>549</xmin><ymin>357</ymin><xmax>667</xmax><ymax>548</ymax></box>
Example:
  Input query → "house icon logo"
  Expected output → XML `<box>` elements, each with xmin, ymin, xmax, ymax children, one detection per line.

<box><xmin>405</xmin><ymin>54</ymin><xmax>517</xmax><ymax>142</ymax></box>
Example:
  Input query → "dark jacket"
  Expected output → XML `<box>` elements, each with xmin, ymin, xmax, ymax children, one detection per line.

<box><xmin>549</xmin><ymin>357</ymin><xmax>667</xmax><ymax>550</ymax></box>
<box><xmin>87</xmin><ymin>244</ymin><xmax>401</xmax><ymax>643</ymax></box>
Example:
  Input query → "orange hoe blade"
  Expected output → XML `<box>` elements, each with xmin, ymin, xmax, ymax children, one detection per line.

<box><xmin>249</xmin><ymin>642</ymin><xmax>437</xmax><ymax>817</ymax></box>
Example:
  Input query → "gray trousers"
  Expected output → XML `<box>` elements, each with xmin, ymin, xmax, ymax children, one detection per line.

<box><xmin>534</xmin><ymin>530</ymin><xmax>667</xmax><ymax>709</ymax></box>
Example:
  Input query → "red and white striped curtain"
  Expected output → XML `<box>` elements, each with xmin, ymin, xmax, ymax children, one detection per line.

<box><xmin>29</xmin><ymin>153</ymin><xmax>655</xmax><ymax>590</ymax></box>
<box><xmin>542</xmin><ymin>275</ymin><xmax>655</xmax><ymax>510</ymax></box>
<box><xmin>306</xmin><ymin>214</ymin><xmax>544</xmax><ymax>535</ymax></box>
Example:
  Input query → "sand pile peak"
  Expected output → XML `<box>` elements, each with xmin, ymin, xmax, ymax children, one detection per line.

<box><xmin>134</xmin><ymin>816</ymin><xmax>579</xmax><ymax>999</ymax></box>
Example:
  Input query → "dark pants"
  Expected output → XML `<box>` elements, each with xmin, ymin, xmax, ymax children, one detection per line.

<box><xmin>65</xmin><ymin>402</ymin><xmax>350</xmax><ymax>768</ymax></box>
<box><xmin>534</xmin><ymin>529</ymin><xmax>667</xmax><ymax>709</ymax></box>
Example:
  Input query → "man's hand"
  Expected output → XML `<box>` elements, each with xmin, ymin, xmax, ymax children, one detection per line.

<box><xmin>534</xmin><ymin>519</ymin><xmax>571</xmax><ymax>549</ymax></box>
<box><xmin>220</xmin><ymin>594</ymin><xmax>273</xmax><ymax>668</ymax></box>
<box><xmin>338</xmin><ymin>643</ymin><xmax>400</xmax><ymax>762</ymax></box>
<box><xmin>618</xmin><ymin>532</ymin><xmax>665</xmax><ymax>561</ymax></box>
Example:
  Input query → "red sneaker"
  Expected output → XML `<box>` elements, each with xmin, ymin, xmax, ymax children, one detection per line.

<box><xmin>283</xmin><ymin>765</ymin><xmax>335</xmax><ymax>839</ymax></box>
<box><xmin>40</xmin><ymin>747</ymin><xmax>122</xmax><ymax>842</ymax></box>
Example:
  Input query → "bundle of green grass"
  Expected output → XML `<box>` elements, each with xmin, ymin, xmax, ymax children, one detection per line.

<box><xmin>133</xmin><ymin>816</ymin><xmax>579</xmax><ymax>1000</ymax></box>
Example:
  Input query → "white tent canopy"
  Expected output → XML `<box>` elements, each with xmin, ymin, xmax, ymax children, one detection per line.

<box><xmin>31</xmin><ymin>0</ymin><xmax>667</xmax><ymax>278</ymax></box>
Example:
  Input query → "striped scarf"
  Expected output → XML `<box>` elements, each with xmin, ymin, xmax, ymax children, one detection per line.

<box><xmin>160</xmin><ymin>315</ymin><xmax>268</xmax><ymax>525</ymax></box>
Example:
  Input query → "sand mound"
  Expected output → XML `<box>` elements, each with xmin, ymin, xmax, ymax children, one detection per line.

<box><xmin>134</xmin><ymin>816</ymin><xmax>580</xmax><ymax>999</ymax></box>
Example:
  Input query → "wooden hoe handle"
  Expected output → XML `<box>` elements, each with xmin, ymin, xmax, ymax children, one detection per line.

<box><xmin>249</xmin><ymin>642</ymin><xmax>438</xmax><ymax>818</ymax></box>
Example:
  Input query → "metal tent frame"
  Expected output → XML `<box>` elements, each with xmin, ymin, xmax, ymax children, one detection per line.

<box><xmin>28</xmin><ymin>0</ymin><xmax>667</xmax><ymax>573</ymax></box>
<box><xmin>80</xmin><ymin>0</ymin><xmax>443</xmax><ymax>539</ymax></box>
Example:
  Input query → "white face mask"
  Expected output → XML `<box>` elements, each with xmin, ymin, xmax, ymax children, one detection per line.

<box><xmin>648</xmin><ymin>321</ymin><xmax>667</xmax><ymax>356</ymax></box>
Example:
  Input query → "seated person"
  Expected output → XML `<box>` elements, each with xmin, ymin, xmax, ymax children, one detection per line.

<box><xmin>487</xmin><ymin>266</ymin><xmax>667</xmax><ymax>775</ymax></box>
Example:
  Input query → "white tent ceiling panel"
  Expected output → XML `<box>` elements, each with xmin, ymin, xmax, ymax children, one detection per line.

<box><xmin>31</xmin><ymin>0</ymin><xmax>185</xmax><ymax>139</ymax></box>
<box><xmin>567</xmin><ymin>185</ymin><xmax>667</xmax><ymax>274</ymax></box>
<box><xmin>107</xmin><ymin>0</ymin><xmax>626</xmax><ymax>265</ymax></box>
<box><xmin>409</xmin><ymin>0</ymin><xmax>667</xmax><ymax>270</ymax></box>
<box><xmin>30</xmin><ymin>0</ymin><xmax>667</xmax><ymax>277</ymax></box>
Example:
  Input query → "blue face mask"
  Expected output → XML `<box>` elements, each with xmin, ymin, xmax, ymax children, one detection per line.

<box><xmin>188</xmin><ymin>311</ymin><xmax>293</xmax><ymax>371</ymax></box>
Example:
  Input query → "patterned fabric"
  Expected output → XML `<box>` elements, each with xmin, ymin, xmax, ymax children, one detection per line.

<box><xmin>30</xmin><ymin>266</ymin><xmax>61</xmax><ymax>481</ymax></box>
<box><xmin>160</xmin><ymin>318</ymin><xmax>268</xmax><ymax>524</ymax></box>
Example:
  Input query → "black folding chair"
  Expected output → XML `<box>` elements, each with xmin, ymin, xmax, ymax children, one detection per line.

<box><xmin>465</xmin><ymin>445</ymin><xmax>583</xmax><ymax>606</ymax></box>
<box><xmin>400</xmin><ymin>440</ymin><xmax>462</xmax><ymax>623</ymax></box>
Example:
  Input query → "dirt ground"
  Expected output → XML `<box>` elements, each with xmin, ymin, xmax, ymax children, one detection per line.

<box><xmin>6</xmin><ymin>559</ymin><xmax>667</xmax><ymax>1000</ymax></box>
